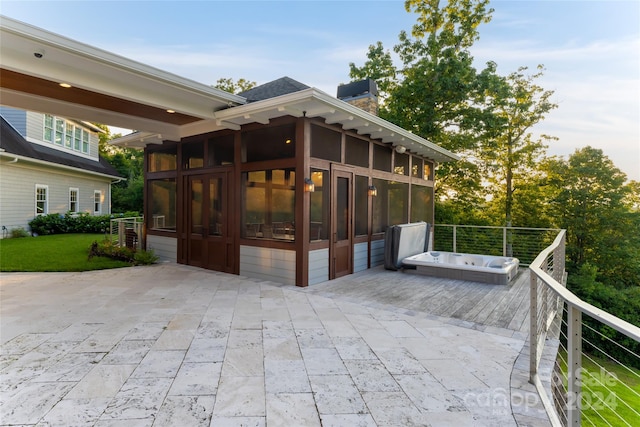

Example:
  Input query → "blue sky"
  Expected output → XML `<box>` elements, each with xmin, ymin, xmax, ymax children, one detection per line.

<box><xmin>2</xmin><ymin>0</ymin><xmax>639</xmax><ymax>180</ymax></box>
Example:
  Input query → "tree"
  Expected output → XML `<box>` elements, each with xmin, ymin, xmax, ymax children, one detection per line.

<box><xmin>547</xmin><ymin>146</ymin><xmax>639</xmax><ymax>287</ymax></box>
<box><xmin>349</xmin><ymin>41</ymin><xmax>397</xmax><ymax>101</ymax></box>
<box><xmin>349</xmin><ymin>0</ymin><xmax>498</xmax><ymax>219</ymax></box>
<box><xmin>481</xmin><ymin>65</ymin><xmax>558</xmax><ymax>229</ymax></box>
<box><xmin>213</xmin><ymin>77</ymin><xmax>256</xmax><ymax>94</ymax></box>
<box><xmin>95</xmin><ymin>123</ymin><xmax>144</xmax><ymax>213</ymax></box>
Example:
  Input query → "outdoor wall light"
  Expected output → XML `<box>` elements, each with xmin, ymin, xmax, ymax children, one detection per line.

<box><xmin>304</xmin><ymin>178</ymin><xmax>315</xmax><ymax>192</ymax></box>
<box><xmin>395</xmin><ymin>144</ymin><xmax>407</xmax><ymax>154</ymax></box>
<box><xmin>368</xmin><ymin>185</ymin><xmax>377</xmax><ymax>197</ymax></box>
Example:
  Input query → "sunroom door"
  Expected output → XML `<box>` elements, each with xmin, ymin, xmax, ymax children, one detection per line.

<box><xmin>331</xmin><ymin>169</ymin><xmax>353</xmax><ymax>279</ymax></box>
<box><xmin>187</xmin><ymin>172</ymin><xmax>234</xmax><ymax>273</ymax></box>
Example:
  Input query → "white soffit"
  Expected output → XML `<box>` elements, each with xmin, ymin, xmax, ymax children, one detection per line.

<box><xmin>0</xmin><ymin>16</ymin><xmax>245</xmax><ymax>130</ymax></box>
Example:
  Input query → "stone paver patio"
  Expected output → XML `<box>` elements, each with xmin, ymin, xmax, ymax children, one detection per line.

<box><xmin>0</xmin><ymin>264</ymin><xmax>551</xmax><ymax>426</ymax></box>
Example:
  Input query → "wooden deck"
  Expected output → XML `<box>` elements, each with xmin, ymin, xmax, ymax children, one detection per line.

<box><xmin>300</xmin><ymin>265</ymin><xmax>531</xmax><ymax>333</ymax></box>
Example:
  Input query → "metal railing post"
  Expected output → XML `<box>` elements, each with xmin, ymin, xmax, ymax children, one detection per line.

<box><xmin>452</xmin><ymin>225</ymin><xmax>457</xmax><ymax>253</ymax></box>
<box><xmin>529</xmin><ymin>271</ymin><xmax>539</xmax><ymax>382</ymax></box>
<box><xmin>567</xmin><ymin>305</ymin><xmax>582</xmax><ymax>426</ymax></box>
<box><xmin>503</xmin><ymin>226</ymin><xmax>507</xmax><ymax>256</ymax></box>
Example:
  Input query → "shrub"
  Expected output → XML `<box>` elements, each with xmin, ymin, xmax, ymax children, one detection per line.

<box><xmin>10</xmin><ymin>227</ymin><xmax>30</xmax><ymax>238</ymax></box>
<box><xmin>133</xmin><ymin>248</ymin><xmax>159</xmax><ymax>265</ymax></box>
<box><xmin>28</xmin><ymin>212</ymin><xmax>139</xmax><ymax>236</ymax></box>
<box><xmin>88</xmin><ymin>240</ymin><xmax>158</xmax><ymax>265</ymax></box>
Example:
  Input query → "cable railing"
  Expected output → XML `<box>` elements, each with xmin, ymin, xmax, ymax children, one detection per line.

<box><xmin>433</xmin><ymin>224</ymin><xmax>560</xmax><ymax>266</ymax></box>
<box><xmin>109</xmin><ymin>216</ymin><xmax>144</xmax><ymax>251</ymax></box>
<box><xmin>529</xmin><ymin>230</ymin><xmax>640</xmax><ymax>426</ymax></box>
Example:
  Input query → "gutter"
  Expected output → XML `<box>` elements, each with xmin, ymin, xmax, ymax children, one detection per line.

<box><xmin>0</xmin><ymin>151</ymin><xmax>121</xmax><ymax>180</ymax></box>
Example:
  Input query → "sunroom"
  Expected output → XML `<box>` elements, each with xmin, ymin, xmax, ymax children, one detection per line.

<box><xmin>126</xmin><ymin>78</ymin><xmax>459</xmax><ymax>286</ymax></box>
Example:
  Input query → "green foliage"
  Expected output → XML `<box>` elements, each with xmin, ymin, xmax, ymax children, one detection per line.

<box><xmin>88</xmin><ymin>240</ymin><xmax>158</xmax><ymax>265</ymax></box>
<box><xmin>9</xmin><ymin>227</ymin><xmax>30</xmax><ymax>238</ymax></box>
<box><xmin>546</xmin><ymin>147</ymin><xmax>639</xmax><ymax>287</ymax></box>
<box><xmin>112</xmin><ymin>175</ymin><xmax>144</xmax><ymax>213</ymax></box>
<box><xmin>28</xmin><ymin>212</ymin><xmax>139</xmax><ymax>236</ymax></box>
<box><xmin>568</xmin><ymin>264</ymin><xmax>640</xmax><ymax>369</ymax></box>
<box><xmin>212</xmin><ymin>77</ymin><xmax>257</xmax><ymax>94</ymax></box>
<box><xmin>29</xmin><ymin>213</ymin><xmax>110</xmax><ymax>235</ymax></box>
<box><xmin>0</xmin><ymin>234</ymin><xmax>130</xmax><ymax>272</ymax></box>
<box><xmin>95</xmin><ymin>125</ymin><xmax>144</xmax><ymax>213</ymax></box>
<box><xmin>480</xmin><ymin>65</ymin><xmax>558</xmax><ymax>227</ymax></box>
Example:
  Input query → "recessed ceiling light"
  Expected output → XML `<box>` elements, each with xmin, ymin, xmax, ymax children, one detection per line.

<box><xmin>166</xmin><ymin>109</ymin><xmax>175</xmax><ymax>114</ymax></box>
<box><xmin>59</xmin><ymin>83</ymin><xmax>72</xmax><ymax>88</ymax></box>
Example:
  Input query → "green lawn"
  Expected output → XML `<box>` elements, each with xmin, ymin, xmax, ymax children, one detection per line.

<box><xmin>0</xmin><ymin>234</ymin><xmax>131</xmax><ymax>272</ymax></box>
<box><xmin>558</xmin><ymin>351</ymin><xmax>640</xmax><ymax>426</ymax></box>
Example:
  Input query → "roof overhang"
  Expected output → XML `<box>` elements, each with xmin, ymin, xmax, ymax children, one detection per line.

<box><xmin>0</xmin><ymin>16</ymin><xmax>246</xmax><ymax>140</ymax></box>
<box><xmin>0</xmin><ymin>150</ymin><xmax>122</xmax><ymax>180</ymax></box>
<box><xmin>141</xmin><ymin>88</ymin><xmax>458</xmax><ymax>162</ymax></box>
<box><xmin>1</xmin><ymin>15</ymin><xmax>457</xmax><ymax>163</ymax></box>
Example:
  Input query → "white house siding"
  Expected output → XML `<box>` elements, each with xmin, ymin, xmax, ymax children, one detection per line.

<box><xmin>371</xmin><ymin>239</ymin><xmax>385</xmax><ymax>267</ymax></box>
<box><xmin>308</xmin><ymin>248</ymin><xmax>329</xmax><ymax>285</ymax></box>
<box><xmin>146</xmin><ymin>234</ymin><xmax>177</xmax><ymax>262</ymax></box>
<box><xmin>0</xmin><ymin>159</ymin><xmax>111</xmax><ymax>233</ymax></box>
<box><xmin>0</xmin><ymin>107</ymin><xmax>26</xmax><ymax>135</ymax></box>
<box><xmin>240</xmin><ymin>245</ymin><xmax>296</xmax><ymax>286</ymax></box>
<box><xmin>353</xmin><ymin>242</ymin><xmax>369</xmax><ymax>273</ymax></box>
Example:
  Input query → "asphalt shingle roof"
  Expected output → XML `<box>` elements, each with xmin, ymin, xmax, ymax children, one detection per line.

<box><xmin>0</xmin><ymin>116</ymin><xmax>121</xmax><ymax>178</ymax></box>
<box><xmin>238</xmin><ymin>77</ymin><xmax>310</xmax><ymax>102</ymax></box>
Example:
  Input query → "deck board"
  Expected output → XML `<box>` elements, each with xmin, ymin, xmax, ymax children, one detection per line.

<box><xmin>300</xmin><ymin>266</ymin><xmax>532</xmax><ymax>333</ymax></box>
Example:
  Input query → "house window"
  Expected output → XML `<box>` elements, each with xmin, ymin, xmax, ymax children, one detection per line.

<box><xmin>55</xmin><ymin>118</ymin><xmax>64</xmax><ymax>145</ymax></box>
<box><xmin>35</xmin><ymin>185</ymin><xmax>48</xmax><ymax>216</ymax></box>
<box><xmin>355</xmin><ymin>175</ymin><xmax>369</xmax><ymax>236</ymax></box>
<box><xmin>82</xmin><ymin>130</ymin><xmax>89</xmax><ymax>153</ymax></box>
<box><xmin>345</xmin><ymin>136</ymin><xmax>369</xmax><ymax>168</ymax></box>
<box><xmin>309</xmin><ymin>169</ymin><xmax>329</xmax><ymax>241</ymax></box>
<box><xmin>394</xmin><ymin>152</ymin><xmax>410</xmax><ymax>176</ymax></box>
<box><xmin>149</xmin><ymin>179</ymin><xmax>177</xmax><ymax>231</ymax></box>
<box><xmin>148</xmin><ymin>147</ymin><xmax>177</xmax><ymax>172</ymax></box>
<box><xmin>372</xmin><ymin>179</ymin><xmax>409</xmax><ymax>233</ymax></box>
<box><xmin>207</xmin><ymin>134</ymin><xmax>234</xmax><ymax>166</ymax></box>
<box><xmin>424</xmin><ymin>161</ymin><xmax>433</xmax><ymax>180</ymax></box>
<box><xmin>242</xmin><ymin>168</ymin><xmax>295</xmax><ymax>240</ymax></box>
<box><xmin>93</xmin><ymin>190</ymin><xmax>102</xmax><ymax>214</ymax></box>
<box><xmin>242</xmin><ymin>124</ymin><xmax>296</xmax><ymax>163</ymax></box>
<box><xmin>69</xmin><ymin>188</ymin><xmax>79</xmax><ymax>213</ymax></box>
<box><xmin>311</xmin><ymin>124</ymin><xmax>341</xmax><ymax>162</ymax></box>
<box><xmin>43</xmin><ymin>115</ymin><xmax>92</xmax><ymax>154</ymax></box>
<box><xmin>65</xmin><ymin>123</ymin><xmax>73</xmax><ymax>148</ymax></box>
<box><xmin>74</xmin><ymin>128</ymin><xmax>82</xmax><ymax>151</ymax></box>
<box><xmin>43</xmin><ymin>115</ymin><xmax>54</xmax><ymax>142</ymax></box>
<box><xmin>373</xmin><ymin>144</ymin><xmax>392</xmax><ymax>172</ymax></box>
<box><xmin>410</xmin><ymin>184</ymin><xmax>434</xmax><ymax>224</ymax></box>
<box><xmin>182</xmin><ymin>141</ymin><xmax>204</xmax><ymax>169</ymax></box>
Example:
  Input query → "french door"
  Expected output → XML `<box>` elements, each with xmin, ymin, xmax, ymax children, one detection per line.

<box><xmin>186</xmin><ymin>172</ymin><xmax>234</xmax><ymax>273</ymax></box>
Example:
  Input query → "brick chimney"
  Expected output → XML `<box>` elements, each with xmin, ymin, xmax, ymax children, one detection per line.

<box><xmin>337</xmin><ymin>79</ymin><xmax>379</xmax><ymax>116</ymax></box>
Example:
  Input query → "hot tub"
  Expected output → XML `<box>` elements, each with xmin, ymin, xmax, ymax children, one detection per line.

<box><xmin>402</xmin><ymin>251</ymin><xmax>520</xmax><ymax>285</ymax></box>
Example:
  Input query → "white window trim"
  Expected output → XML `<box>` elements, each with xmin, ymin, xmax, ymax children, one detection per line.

<box><xmin>94</xmin><ymin>190</ymin><xmax>102</xmax><ymax>214</ymax></box>
<box><xmin>69</xmin><ymin>188</ymin><xmax>79</xmax><ymax>213</ymax></box>
<box><xmin>35</xmin><ymin>184</ymin><xmax>48</xmax><ymax>216</ymax></box>
<box><xmin>43</xmin><ymin>114</ymin><xmax>92</xmax><ymax>154</ymax></box>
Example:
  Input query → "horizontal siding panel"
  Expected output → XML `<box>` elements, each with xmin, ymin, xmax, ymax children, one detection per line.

<box><xmin>239</xmin><ymin>245</ymin><xmax>296</xmax><ymax>285</ymax></box>
<box><xmin>371</xmin><ymin>239</ymin><xmax>385</xmax><ymax>267</ymax></box>
<box><xmin>308</xmin><ymin>248</ymin><xmax>329</xmax><ymax>285</ymax></box>
<box><xmin>146</xmin><ymin>235</ymin><xmax>177</xmax><ymax>262</ymax></box>
<box><xmin>353</xmin><ymin>242</ymin><xmax>368</xmax><ymax>273</ymax></box>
